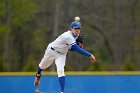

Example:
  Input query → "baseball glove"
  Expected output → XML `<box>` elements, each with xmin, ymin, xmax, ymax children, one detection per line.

<box><xmin>76</xmin><ymin>34</ymin><xmax>84</xmax><ymax>48</ymax></box>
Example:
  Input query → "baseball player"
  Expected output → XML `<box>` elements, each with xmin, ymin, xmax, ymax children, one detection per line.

<box><xmin>34</xmin><ymin>17</ymin><xmax>96</xmax><ymax>93</ymax></box>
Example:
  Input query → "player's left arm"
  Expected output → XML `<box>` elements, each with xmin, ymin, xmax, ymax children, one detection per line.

<box><xmin>70</xmin><ymin>43</ymin><xmax>96</xmax><ymax>62</ymax></box>
<box><xmin>70</xmin><ymin>43</ymin><xmax>91</xmax><ymax>56</ymax></box>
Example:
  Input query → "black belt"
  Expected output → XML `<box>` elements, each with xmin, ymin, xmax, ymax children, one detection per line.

<box><xmin>51</xmin><ymin>47</ymin><xmax>61</xmax><ymax>54</ymax></box>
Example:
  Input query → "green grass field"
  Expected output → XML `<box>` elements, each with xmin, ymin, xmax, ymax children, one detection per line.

<box><xmin>0</xmin><ymin>71</ymin><xmax>140</xmax><ymax>76</ymax></box>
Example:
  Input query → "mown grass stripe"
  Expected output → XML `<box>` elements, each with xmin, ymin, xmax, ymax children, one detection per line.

<box><xmin>0</xmin><ymin>71</ymin><xmax>140</xmax><ymax>76</ymax></box>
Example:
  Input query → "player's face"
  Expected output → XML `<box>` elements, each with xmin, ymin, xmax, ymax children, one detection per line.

<box><xmin>71</xmin><ymin>28</ymin><xmax>81</xmax><ymax>36</ymax></box>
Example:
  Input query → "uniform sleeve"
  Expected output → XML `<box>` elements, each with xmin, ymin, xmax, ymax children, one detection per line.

<box><xmin>70</xmin><ymin>43</ymin><xmax>91</xmax><ymax>57</ymax></box>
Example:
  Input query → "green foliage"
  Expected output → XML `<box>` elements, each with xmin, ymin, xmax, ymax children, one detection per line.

<box><xmin>122</xmin><ymin>57</ymin><xmax>136</xmax><ymax>71</ymax></box>
<box><xmin>0</xmin><ymin>56</ymin><xmax>5</xmax><ymax>71</ymax></box>
<box><xmin>23</xmin><ymin>55</ymin><xmax>36</xmax><ymax>71</ymax></box>
<box><xmin>11</xmin><ymin>0</ymin><xmax>39</xmax><ymax>26</ymax></box>
<box><xmin>0</xmin><ymin>0</ymin><xmax>39</xmax><ymax>72</ymax></box>
<box><xmin>0</xmin><ymin>1</ymin><xmax>5</xmax><ymax>17</ymax></box>
<box><xmin>0</xmin><ymin>24</ymin><xmax>10</xmax><ymax>34</ymax></box>
<box><xmin>88</xmin><ymin>62</ymin><xmax>103</xmax><ymax>71</ymax></box>
<box><xmin>88</xmin><ymin>46</ymin><xmax>112</xmax><ymax>71</ymax></box>
<box><xmin>0</xmin><ymin>0</ymin><xmax>140</xmax><ymax>72</ymax></box>
<box><xmin>0</xmin><ymin>0</ymin><xmax>38</xmax><ymax>25</ymax></box>
<box><xmin>31</xmin><ymin>28</ymin><xmax>47</xmax><ymax>58</ymax></box>
<box><xmin>98</xmin><ymin>48</ymin><xmax>112</xmax><ymax>62</ymax></box>
<box><xmin>65</xmin><ymin>63</ymin><xmax>73</xmax><ymax>71</ymax></box>
<box><xmin>123</xmin><ymin>62</ymin><xmax>136</xmax><ymax>71</ymax></box>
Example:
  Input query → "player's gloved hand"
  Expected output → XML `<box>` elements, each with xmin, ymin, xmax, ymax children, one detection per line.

<box><xmin>76</xmin><ymin>34</ymin><xmax>84</xmax><ymax>48</ymax></box>
<box><xmin>77</xmin><ymin>42</ymin><xmax>84</xmax><ymax>48</ymax></box>
<box><xmin>90</xmin><ymin>54</ymin><xmax>96</xmax><ymax>62</ymax></box>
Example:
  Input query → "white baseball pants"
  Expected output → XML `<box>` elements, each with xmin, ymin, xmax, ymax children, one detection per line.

<box><xmin>39</xmin><ymin>47</ymin><xmax>66</xmax><ymax>77</ymax></box>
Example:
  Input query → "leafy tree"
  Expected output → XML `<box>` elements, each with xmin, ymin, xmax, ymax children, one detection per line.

<box><xmin>0</xmin><ymin>0</ymin><xmax>39</xmax><ymax>71</ymax></box>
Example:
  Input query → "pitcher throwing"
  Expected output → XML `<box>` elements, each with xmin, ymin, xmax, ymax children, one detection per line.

<box><xmin>34</xmin><ymin>17</ymin><xmax>96</xmax><ymax>93</ymax></box>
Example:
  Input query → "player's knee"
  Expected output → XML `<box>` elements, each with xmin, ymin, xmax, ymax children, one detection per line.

<box><xmin>39</xmin><ymin>64</ymin><xmax>46</xmax><ymax>69</ymax></box>
<box><xmin>57</xmin><ymin>68</ymin><xmax>65</xmax><ymax>77</ymax></box>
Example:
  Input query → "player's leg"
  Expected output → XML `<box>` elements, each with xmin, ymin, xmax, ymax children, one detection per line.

<box><xmin>34</xmin><ymin>67</ymin><xmax>43</xmax><ymax>86</ymax></box>
<box><xmin>55</xmin><ymin>54</ymin><xmax>66</xmax><ymax>93</ymax></box>
<box><xmin>34</xmin><ymin>60</ymin><xmax>54</xmax><ymax>87</ymax></box>
<box><xmin>34</xmin><ymin>48</ymin><xmax>56</xmax><ymax>86</ymax></box>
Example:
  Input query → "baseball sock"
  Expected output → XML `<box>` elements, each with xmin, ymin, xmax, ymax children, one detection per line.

<box><xmin>59</xmin><ymin>76</ymin><xmax>65</xmax><ymax>92</ymax></box>
<box><xmin>37</xmin><ymin>67</ymin><xmax>42</xmax><ymax>74</ymax></box>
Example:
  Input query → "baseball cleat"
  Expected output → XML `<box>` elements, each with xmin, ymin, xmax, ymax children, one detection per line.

<box><xmin>34</xmin><ymin>73</ymin><xmax>41</xmax><ymax>86</ymax></box>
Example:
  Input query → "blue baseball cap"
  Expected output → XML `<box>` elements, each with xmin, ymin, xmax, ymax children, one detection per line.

<box><xmin>71</xmin><ymin>21</ymin><xmax>82</xmax><ymax>28</ymax></box>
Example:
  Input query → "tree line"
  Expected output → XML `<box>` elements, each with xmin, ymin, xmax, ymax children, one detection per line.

<box><xmin>0</xmin><ymin>0</ymin><xmax>140</xmax><ymax>71</ymax></box>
